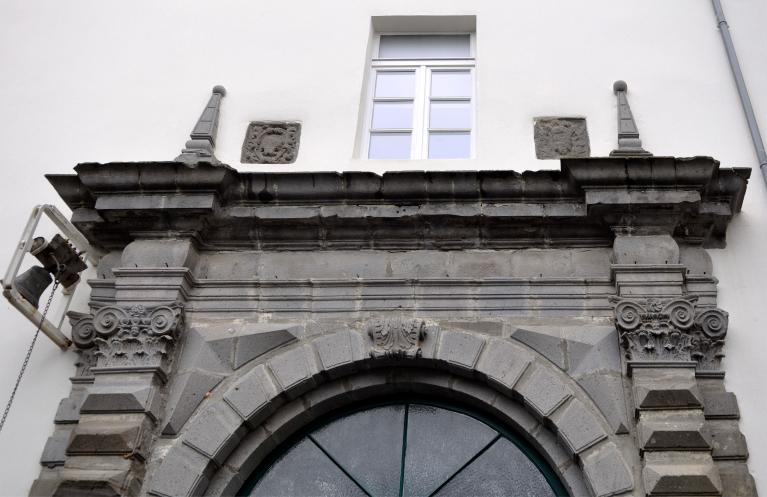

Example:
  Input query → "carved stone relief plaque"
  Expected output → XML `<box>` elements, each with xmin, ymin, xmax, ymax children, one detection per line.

<box><xmin>241</xmin><ymin>121</ymin><xmax>301</xmax><ymax>164</ymax></box>
<box><xmin>533</xmin><ymin>117</ymin><xmax>590</xmax><ymax>159</ymax></box>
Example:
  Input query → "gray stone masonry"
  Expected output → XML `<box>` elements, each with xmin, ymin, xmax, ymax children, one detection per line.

<box><xmin>27</xmin><ymin>157</ymin><xmax>758</xmax><ymax>497</ymax></box>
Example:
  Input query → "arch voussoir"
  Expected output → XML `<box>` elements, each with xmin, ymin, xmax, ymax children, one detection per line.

<box><xmin>148</xmin><ymin>329</ymin><xmax>635</xmax><ymax>497</ymax></box>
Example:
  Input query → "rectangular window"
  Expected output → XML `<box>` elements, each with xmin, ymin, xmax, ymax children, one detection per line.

<box><xmin>364</xmin><ymin>33</ymin><xmax>475</xmax><ymax>159</ymax></box>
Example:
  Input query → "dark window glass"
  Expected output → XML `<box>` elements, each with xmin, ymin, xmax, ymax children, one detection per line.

<box><xmin>433</xmin><ymin>438</ymin><xmax>556</xmax><ymax>497</ymax></box>
<box><xmin>312</xmin><ymin>405</ymin><xmax>405</xmax><ymax>496</ymax></box>
<box><xmin>249</xmin><ymin>438</ymin><xmax>367</xmax><ymax>497</ymax></box>
<box><xmin>241</xmin><ymin>402</ymin><xmax>566</xmax><ymax>497</ymax></box>
<box><xmin>402</xmin><ymin>404</ymin><xmax>497</xmax><ymax>497</ymax></box>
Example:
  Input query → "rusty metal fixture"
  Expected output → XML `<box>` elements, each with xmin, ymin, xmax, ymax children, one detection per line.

<box><xmin>28</xmin><ymin>234</ymin><xmax>87</xmax><ymax>289</ymax></box>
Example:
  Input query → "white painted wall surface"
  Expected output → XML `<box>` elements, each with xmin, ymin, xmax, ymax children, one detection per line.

<box><xmin>0</xmin><ymin>0</ymin><xmax>765</xmax><ymax>494</ymax></box>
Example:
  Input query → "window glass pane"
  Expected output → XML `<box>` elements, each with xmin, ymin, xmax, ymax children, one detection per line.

<box><xmin>312</xmin><ymin>405</ymin><xmax>405</xmax><ymax>497</ymax></box>
<box><xmin>372</xmin><ymin>101</ymin><xmax>413</xmax><ymax>129</ymax></box>
<box><xmin>250</xmin><ymin>438</ymin><xmax>367</xmax><ymax>497</ymax></box>
<box><xmin>430</xmin><ymin>71</ymin><xmax>472</xmax><ymax>98</ymax></box>
<box><xmin>378</xmin><ymin>35</ymin><xmax>471</xmax><ymax>59</ymax></box>
<box><xmin>369</xmin><ymin>132</ymin><xmax>411</xmax><ymax>159</ymax></box>
<box><xmin>434</xmin><ymin>438</ymin><xmax>557</xmax><ymax>497</ymax></box>
<box><xmin>403</xmin><ymin>405</ymin><xmax>498</xmax><ymax>497</ymax></box>
<box><xmin>429</xmin><ymin>101</ymin><xmax>471</xmax><ymax>129</ymax></box>
<box><xmin>375</xmin><ymin>71</ymin><xmax>415</xmax><ymax>98</ymax></box>
<box><xmin>428</xmin><ymin>132</ymin><xmax>471</xmax><ymax>159</ymax></box>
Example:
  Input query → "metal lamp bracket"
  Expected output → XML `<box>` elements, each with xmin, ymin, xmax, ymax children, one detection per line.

<box><xmin>1</xmin><ymin>205</ymin><xmax>101</xmax><ymax>350</ymax></box>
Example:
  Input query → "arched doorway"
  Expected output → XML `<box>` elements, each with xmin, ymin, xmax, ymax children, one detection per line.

<box><xmin>239</xmin><ymin>399</ymin><xmax>568</xmax><ymax>497</ymax></box>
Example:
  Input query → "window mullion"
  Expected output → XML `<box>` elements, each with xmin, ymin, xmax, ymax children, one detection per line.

<box><xmin>410</xmin><ymin>66</ymin><xmax>427</xmax><ymax>159</ymax></box>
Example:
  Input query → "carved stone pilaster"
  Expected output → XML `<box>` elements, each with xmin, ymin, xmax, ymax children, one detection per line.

<box><xmin>69</xmin><ymin>303</ymin><xmax>184</xmax><ymax>380</ymax></box>
<box><xmin>611</xmin><ymin>296</ymin><xmax>728</xmax><ymax>371</ymax></box>
<box><xmin>367</xmin><ymin>318</ymin><xmax>427</xmax><ymax>359</ymax></box>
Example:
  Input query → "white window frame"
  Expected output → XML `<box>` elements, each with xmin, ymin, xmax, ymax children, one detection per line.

<box><xmin>362</xmin><ymin>32</ymin><xmax>476</xmax><ymax>160</ymax></box>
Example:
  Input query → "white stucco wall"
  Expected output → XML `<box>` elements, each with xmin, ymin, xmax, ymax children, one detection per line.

<box><xmin>0</xmin><ymin>0</ymin><xmax>765</xmax><ymax>494</ymax></box>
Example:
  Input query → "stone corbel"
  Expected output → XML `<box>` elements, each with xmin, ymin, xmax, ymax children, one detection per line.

<box><xmin>611</xmin><ymin>296</ymin><xmax>728</xmax><ymax>371</ymax></box>
<box><xmin>69</xmin><ymin>302</ymin><xmax>184</xmax><ymax>381</ymax></box>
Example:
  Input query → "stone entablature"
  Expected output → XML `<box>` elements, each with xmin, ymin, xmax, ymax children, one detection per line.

<box><xmin>47</xmin><ymin>156</ymin><xmax>748</xmax><ymax>250</ymax></box>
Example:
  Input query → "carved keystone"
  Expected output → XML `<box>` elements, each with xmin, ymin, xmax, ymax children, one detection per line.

<box><xmin>367</xmin><ymin>318</ymin><xmax>427</xmax><ymax>359</ymax></box>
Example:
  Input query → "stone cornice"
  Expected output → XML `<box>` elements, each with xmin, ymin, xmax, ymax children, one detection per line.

<box><xmin>46</xmin><ymin>156</ymin><xmax>750</xmax><ymax>250</ymax></box>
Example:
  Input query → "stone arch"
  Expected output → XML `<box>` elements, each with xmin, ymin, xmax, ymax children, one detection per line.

<box><xmin>147</xmin><ymin>328</ymin><xmax>634</xmax><ymax>497</ymax></box>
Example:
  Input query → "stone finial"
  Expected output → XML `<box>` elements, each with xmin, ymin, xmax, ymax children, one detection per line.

<box><xmin>176</xmin><ymin>85</ymin><xmax>227</xmax><ymax>164</ymax></box>
<box><xmin>610</xmin><ymin>80</ymin><xmax>652</xmax><ymax>157</ymax></box>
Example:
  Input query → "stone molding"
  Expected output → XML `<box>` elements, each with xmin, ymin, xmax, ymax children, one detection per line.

<box><xmin>611</xmin><ymin>296</ymin><xmax>728</xmax><ymax>370</ymax></box>
<box><xmin>68</xmin><ymin>303</ymin><xmax>184</xmax><ymax>379</ymax></box>
<box><xmin>46</xmin><ymin>157</ymin><xmax>749</xmax><ymax>250</ymax></box>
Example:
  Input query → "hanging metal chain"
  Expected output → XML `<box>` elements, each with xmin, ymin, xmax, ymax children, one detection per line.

<box><xmin>0</xmin><ymin>279</ymin><xmax>60</xmax><ymax>435</ymax></box>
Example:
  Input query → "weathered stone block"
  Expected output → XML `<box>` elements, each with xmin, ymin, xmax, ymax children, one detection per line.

<box><xmin>67</xmin><ymin>414</ymin><xmax>151</xmax><ymax>456</ymax></box>
<box><xmin>54</xmin><ymin>396</ymin><xmax>83</xmax><ymax>425</ymax></box>
<box><xmin>643</xmin><ymin>451</ymin><xmax>722</xmax><ymax>496</ymax></box>
<box><xmin>702</xmin><ymin>390</ymin><xmax>740</xmax><ymax>419</ymax></box>
<box><xmin>121</xmin><ymin>239</ymin><xmax>198</xmax><ymax>268</ymax></box>
<box><xmin>533</xmin><ymin>117</ymin><xmax>590</xmax><ymax>159</ymax></box>
<box><xmin>261</xmin><ymin>398</ymin><xmax>313</xmax><ymax>447</ymax></box>
<box><xmin>195</xmin><ymin>321</ymin><xmax>298</xmax><ymax>370</ymax></box>
<box><xmin>717</xmin><ymin>461</ymin><xmax>758</xmax><ymax>497</ymax></box>
<box><xmin>476</xmin><ymin>338</ymin><xmax>531</xmax><ymax>394</ymax></box>
<box><xmin>148</xmin><ymin>444</ymin><xmax>214</xmax><ymax>497</ymax></box>
<box><xmin>204</xmin><ymin>467</ymin><xmax>244</xmax><ymax>497</ymax></box>
<box><xmin>81</xmin><ymin>379</ymin><xmax>161</xmax><ymax>421</ymax></box>
<box><xmin>40</xmin><ymin>429</ymin><xmax>73</xmax><ymax>468</ymax></box>
<box><xmin>303</xmin><ymin>380</ymin><xmax>351</xmax><ymax>418</ymax></box>
<box><xmin>574</xmin><ymin>372</ymin><xmax>630</xmax><ymax>434</ymax></box>
<box><xmin>224</xmin><ymin>427</ymin><xmax>278</xmax><ymax>479</ymax></box>
<box><xmin>637</xmin><ymin>410</ymin><xmax>711</xmax><ymax>451</ymax></box>
<box><xmin>29</xmin><ymin>470</ymin><xmax>61</xmax><ymax>497</ymax></box>
<box><xmin>551</xmin><ymin>398</ymin><xmax>608</xmax><ymax>455</ymax></box>
<box><xmin>162</xmin><ymin>369</ymin><xmax>225</xmax><ymax>435</ymax></box>
<box><xmin>267</xmin><ymin>345</ymin><xmax>317</xmax><ymax>397</ymax></box>
<box><xmin>632</xmin><ymin>366</ymin><xmax>702</xmax><ymax>410</ymax></box>
<box><xmin>510</xmin><ymin>327</ymin><xmax>565</xmax><ymax>370</ymax></box>
<box><xmin>437</xmin><ymin>330</ymin><xmax>485</xmax><ymax>370</ymax></box>
<box><xmin>709</xmin><ymin>420</ymin><xmax>749</xmax><ymax>460</ymax></box>
<box><xmin>580</xmin><ymin>441</ymin><xmax>634</xmax><ymax>497</ymax></box>
<box><xmin>224</xmin><ymin>365</ymin><xmax>279</xmax><ymax>428</ymax></box>
<box><xmin>612</xmin><ymin>235</ymin><xmax>680</xmax><ymax>265</ymax></box>
<box><xmin>514</xmin><ymin>365</ymin><xmax>572</xmax><ymax>418</ymax></box>
<box><xmin>312</xmin><ymin>331</ymin><xmax>357</xmax><ymax>377</ymax></box>
<box><xmin>491</xmin><ymin>394</ymin><xmax>539</xmax><ymax>435</ymax></box>
<box><xmin>182</xmin><ymin>403</ymin><xmax>246</xmax><ymax>465</ymax></box>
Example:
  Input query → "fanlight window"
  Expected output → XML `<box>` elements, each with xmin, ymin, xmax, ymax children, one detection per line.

<box><xmin>240</xmin><ymin>401</ymin><xmax>567</xmax><ymax>497</ymax></box>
